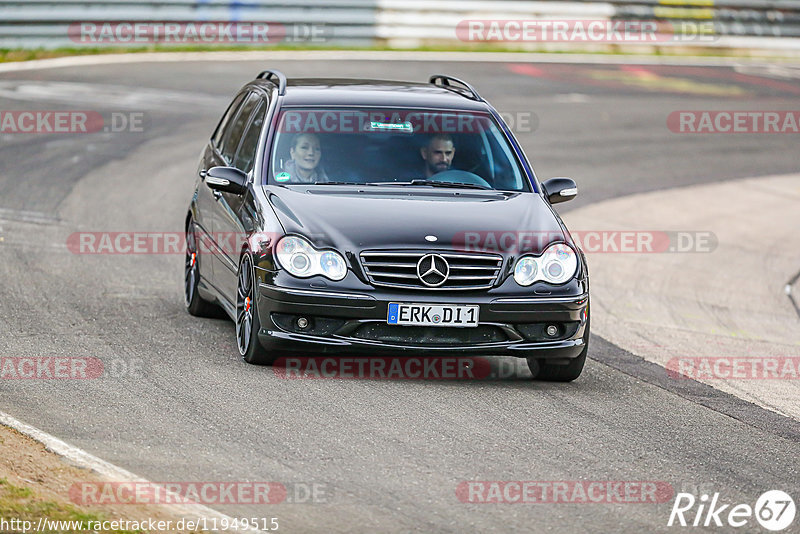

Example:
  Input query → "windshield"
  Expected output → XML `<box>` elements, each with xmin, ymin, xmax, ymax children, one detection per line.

<box><xmin>266</xmin><ymin>107</ymin><xmax>532</xmax><ymax>192</ymax></box>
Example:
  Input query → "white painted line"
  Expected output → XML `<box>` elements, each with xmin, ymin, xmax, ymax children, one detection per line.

<box><xmin>0</xmin><ymin>50</ymin><xmax>799</xmax><ymax>75</ymax></box>
<box><xmin>0</xmin><ymin>410</ymin><xmax>264</xmax><ymax>534</ymax></box>
<box><xmin>0</xmin><ymin>207</ymin><xmax>61</xmax><ymax>225</ymax></box>
<box><xmin>0</xmin><ymin>80</ymin><xmax>220</xmax><ymax>109</ymax></box>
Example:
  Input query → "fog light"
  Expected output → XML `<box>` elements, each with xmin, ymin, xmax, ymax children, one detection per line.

<box><xmin>296</xmin><ymin>317</ymin><xmax>310</xmax><ymax>330</ymax></box>
<box><xmin>546</xmin><ymin>325</ymin><xmax>559</xmax><ymax>337</ymax></box>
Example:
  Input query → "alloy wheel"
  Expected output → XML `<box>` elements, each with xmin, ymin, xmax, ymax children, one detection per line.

<box><xmin>236</xmin><ymin>255</ymin><xmax>255</xmax><ymax>355</ymax></box>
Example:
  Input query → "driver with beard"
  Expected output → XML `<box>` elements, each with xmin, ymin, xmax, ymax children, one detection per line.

<box><xmin>420</xmin><ymin>133</ymin><xmax>456</xmax><ymax>178</ymax></box>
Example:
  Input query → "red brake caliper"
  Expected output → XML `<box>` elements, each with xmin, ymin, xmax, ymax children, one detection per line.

<box><xmin>190</xmin><ymin>252</ymin><xmax>196</xmax><ymax>267</ymax></box>
<box><xmin>245</xmin><ymin>297</ymin><xmax>251</xmax><ymax>312</ymax></box>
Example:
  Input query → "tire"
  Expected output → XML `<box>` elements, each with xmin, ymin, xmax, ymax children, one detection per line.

<box><xmin>528</xmin><ymin>315</ymin><xmax>590</xmax><ymax>382</ymax></box>
<box><xmin>236</xmin><ymin>253</ymin><xmax>277</xmax><ymax>365</ymax></box>
<box><xmin>185</xmin><ymin>220</ymin><xmax>220</xmax><ymax>318</ymax></box>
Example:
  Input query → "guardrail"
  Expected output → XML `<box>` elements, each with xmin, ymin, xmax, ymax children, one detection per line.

<box><xmin>0</xmin><ymin>0</ymin><xmax>798</xmax><ymax>53</ymax></box>
<box><xmin>0</xmin><ymin>0</ymin><xmax>379</xmax><ymax>49</ymax></box>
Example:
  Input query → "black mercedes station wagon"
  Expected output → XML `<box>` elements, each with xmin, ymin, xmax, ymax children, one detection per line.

<box><xmin>185</xmin><ymin>70</ymin><xmax>590</xmax><ymax>381</ymax></box>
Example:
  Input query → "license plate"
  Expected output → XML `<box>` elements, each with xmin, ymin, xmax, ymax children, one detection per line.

<box><xmin>387</xmin><ymin>303</ymin><xmax>479</xmax><ymax>327</ymax></box>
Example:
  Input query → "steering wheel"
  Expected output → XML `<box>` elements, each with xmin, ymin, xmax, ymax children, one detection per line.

<box><xmin>430</xmin><ymin>170</ymin><xmax>492</xmax><ymax>189</ymax></box>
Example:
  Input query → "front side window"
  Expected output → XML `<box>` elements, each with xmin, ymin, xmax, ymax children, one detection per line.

<box><xmin>233</xmin><ymin>101</ymin><xmax>267</xmax><ymax>173</ymax></box>
<box><xmin>266</xmin><ymin>108</ymin><xmax>531</xmax><ymax>192</ymax></box>
<box><xmin>212</xmin><ymin>93</ymin><xmax>245</xmax><ymax>148</ymax></box>
<box><xmin>220</xmin><ymin>93</ymin><xmax>260</xmax><ymax>164</ymax></box>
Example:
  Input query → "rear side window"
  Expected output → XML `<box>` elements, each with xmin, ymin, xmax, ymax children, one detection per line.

<box><xmin>220</xmin><ymin>93</ymin><xmax>260</xmax><ymax>163</ymax></box>
<box><xmin>233</xmin><ymin>101</ymin><xmax>267</xmax><ymax>173</ymax></box>
<box><xmin>212</xmin><ymin>93</ymin><xmax>245</xmax><ymax>148</ymax></box>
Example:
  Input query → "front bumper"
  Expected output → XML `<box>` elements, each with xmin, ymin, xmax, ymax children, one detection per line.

<box><xmin>255</xmin><ymin>272</ymin><xmax>589</xmax><ymax>360</ymax></box>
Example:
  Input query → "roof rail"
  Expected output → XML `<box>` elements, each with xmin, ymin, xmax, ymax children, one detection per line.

<box><xmin>256</xmin><ymin>69</ymin><xmax>287</xmax><ymax>96</ymax></box>
<box><xmin>429</xmin><ymin>75</ymin><xmax>483</xmax><ymax>102</ymax></box>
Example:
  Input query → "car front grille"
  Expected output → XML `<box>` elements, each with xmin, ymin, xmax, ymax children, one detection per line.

<box><xmin>359</xmin><ymin>250</ymin><xmax>503</xmax><ymax>290</ymax></box>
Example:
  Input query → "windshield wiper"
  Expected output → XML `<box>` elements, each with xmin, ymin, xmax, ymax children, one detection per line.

<box><xmin>369</xmin><ymin>179</ymin><xmax>491</xmax><ymax>190</ymax></box>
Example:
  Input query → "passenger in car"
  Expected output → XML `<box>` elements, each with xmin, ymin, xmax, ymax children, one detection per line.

<box><xmin>284</xmin><ymin>133</ymin><xmax>328</xmax><ymax>182</ymax></box>
<box><xmin>420</xmin><ymin>134</ymin><xmax>456</xmax><ymax>178</ymax></box>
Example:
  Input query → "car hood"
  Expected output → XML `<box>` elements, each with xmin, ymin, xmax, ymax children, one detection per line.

<box><xmin>265</xmin><ymin>186</ymin><xmax>567</xmax><ymax>255</ymax></box>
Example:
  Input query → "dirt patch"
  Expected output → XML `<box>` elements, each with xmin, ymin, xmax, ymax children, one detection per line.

<box><xmin>0</xmin><ymin>424</ymin><xmax>206</xmax><ymax>533</ymax></box>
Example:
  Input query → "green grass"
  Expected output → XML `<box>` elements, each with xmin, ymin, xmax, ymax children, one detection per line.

<box><xmin>0</xmin><ymin>478</ymin><xmax>143</xmax><ymax>534</ymax></box>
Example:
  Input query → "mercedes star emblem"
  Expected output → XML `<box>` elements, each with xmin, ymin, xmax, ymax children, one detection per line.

<box><xmin>416</xmin><ymin>254</ymin><xmax>450</xmax><ymax>287</ymax></box>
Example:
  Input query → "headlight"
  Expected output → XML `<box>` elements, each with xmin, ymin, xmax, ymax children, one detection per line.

<box><xmin>513</xmin><ymin>243</ymin><xmax>578</xmax><ymax>286</ymax></box>
<box><xmin>513</xmin><ymin>257</ymin><xmax>539</xmax><ymax>286</ymax></box>
<box><xmin>275</xmin><ymin>236</ymin><xmax>347</xmax><ymax>281</ymax></box>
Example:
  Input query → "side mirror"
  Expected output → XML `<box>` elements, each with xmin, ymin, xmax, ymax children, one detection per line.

<box><xmin>541</xmin><ymin>177</ymin><xmax>577</xmax><ymax>204</ymax></box>
<box><xmin>205</xmin><ymin>166</ymin><xmax>248</xmax><ymax>195</ymax></box>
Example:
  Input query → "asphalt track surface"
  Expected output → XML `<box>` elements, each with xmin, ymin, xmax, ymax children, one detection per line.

<box><xmin>1</xmin><ymin>56</ymin><xmax>799</xmax><ymax>533</ymax></box>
